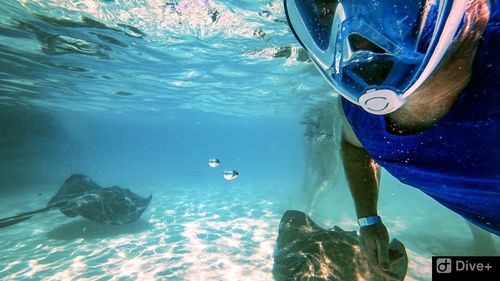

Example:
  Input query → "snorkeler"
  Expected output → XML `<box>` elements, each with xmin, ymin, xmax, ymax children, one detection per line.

<box><xmin>285</xmin><ymin>0</ymin><xmax>499</xmax><ymax>276</ymax></box>
<box><xmin>301</xmin><ymin>98</ymin><xmax>341</xmax><ymax>216</ymax></box>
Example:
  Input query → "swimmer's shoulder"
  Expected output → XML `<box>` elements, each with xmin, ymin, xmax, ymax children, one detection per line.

<box><xmin>337</xmin><ymin>97</ymin><xmax>363</xmax><ymax>148</ymax></box>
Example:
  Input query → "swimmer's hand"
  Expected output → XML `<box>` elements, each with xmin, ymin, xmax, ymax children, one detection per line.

<box><xmin>360</xmin><ymin>222</ymin><xmax>401</xmax><ymax>280</ymax></box>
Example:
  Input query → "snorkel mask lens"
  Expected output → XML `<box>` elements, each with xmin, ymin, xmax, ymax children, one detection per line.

<box><xmin>284</xmin><ymin>0</ymin><xmax>466</xmax><ymax>115</ymax></box>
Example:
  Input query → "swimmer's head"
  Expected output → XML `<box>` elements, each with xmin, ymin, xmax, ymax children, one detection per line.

<box><xmin>284</xmin><ymin>0</ymin><xmax>489</xmax><ymax>115</ymax></box>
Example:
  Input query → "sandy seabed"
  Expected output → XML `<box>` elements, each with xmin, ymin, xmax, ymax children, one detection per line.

<box><xmin>0</xmin><ymin>181</ymin><xmax>497</xmax><ymax>281</ymax></box>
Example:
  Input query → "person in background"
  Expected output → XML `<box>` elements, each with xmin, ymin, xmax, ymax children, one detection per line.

<box><xmin>301</xmin><ymin>98</ymin><xmax>341</xmax><ymax>216</ymax></box>
<box><xmin>285</xmin><ymin>0</ymin><xmax>499</xmax><ymax>278</ymax></box>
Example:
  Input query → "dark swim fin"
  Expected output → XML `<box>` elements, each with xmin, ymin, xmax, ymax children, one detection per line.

<box><xmin>0</xmin><ymin>206</ymin><xmax>56</xmax><ymax>228</ymax></box>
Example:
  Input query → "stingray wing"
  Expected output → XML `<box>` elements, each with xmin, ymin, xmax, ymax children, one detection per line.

<box><xmin>69</xmin><ymin>187</ymin><xmax>152</xmax><ymax>224</ymax></box>
<box><xmin>273</xmin><ymin>210</ymin><xmax>408</xmax><ymax>281</ymax></box>
<box><xmin>47</xmin><ymin>174</ymin><xmax>102</xmax><ymax>208</ymax></box>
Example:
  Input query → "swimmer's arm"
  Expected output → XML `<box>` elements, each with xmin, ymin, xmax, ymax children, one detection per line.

<box><xmin>338</xmin><ymin>99</ymin><xmax>396</xmax><ymax>278</ymax></box>
<box><xmin>338</xmin><ymin>98</ymin><xmax>380</xmax><ymax>218</ymax></box>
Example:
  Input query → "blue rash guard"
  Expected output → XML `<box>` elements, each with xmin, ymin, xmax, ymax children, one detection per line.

<box><xmin>341</xmin><ymin>3</ymin><xmax>500</xmax><ymax>235</ymax></box>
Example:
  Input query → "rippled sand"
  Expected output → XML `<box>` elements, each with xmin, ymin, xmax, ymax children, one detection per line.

<box><xmin>1</xmin><ymin>182</ymin><xmax>497</xmax><ymax>281</ymax></box>
<box><xmin>0</xmin><ymin>185</ymin><xmax>283</xmax><ymax>281</ymax></box>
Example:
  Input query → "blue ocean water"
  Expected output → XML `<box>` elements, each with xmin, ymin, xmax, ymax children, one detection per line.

<box><xmin>0</xmin><ymin>1</ymin><xmax>498</xmax><ymax>280</ymax></box>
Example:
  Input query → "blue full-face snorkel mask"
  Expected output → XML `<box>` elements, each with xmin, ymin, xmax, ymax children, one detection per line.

<box><xmin>284</xmin><ymin>0</ymin><xmax>467</xmax><ymax>115</ymax></box>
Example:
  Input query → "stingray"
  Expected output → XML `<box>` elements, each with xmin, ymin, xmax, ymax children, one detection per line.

<box><xmin>0</xmin><ymin>174</ymin><xmax>152</xmax><ymax>228</ymax></box>
<box><xmin>273</xmin><ymin>210</ymin><xmax>408</xmax><ymax>281</ymax></box>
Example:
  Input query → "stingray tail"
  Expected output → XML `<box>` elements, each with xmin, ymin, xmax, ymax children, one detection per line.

<box><xmin>0</xmin><ymin>206</ymin><xmax>57</xmax><ymax>229</ymax></box>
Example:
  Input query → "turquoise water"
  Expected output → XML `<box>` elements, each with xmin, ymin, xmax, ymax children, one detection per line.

<box><xmin>0</xmin><ymin>1</ymin><xmax>498</xmax><ymax>280</ymax></box>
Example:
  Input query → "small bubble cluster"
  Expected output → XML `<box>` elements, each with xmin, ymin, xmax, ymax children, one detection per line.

<box><xmin>208</xmin><ymin>158</ymin><xmax>239</xmax><ymax>181</ymax></box>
